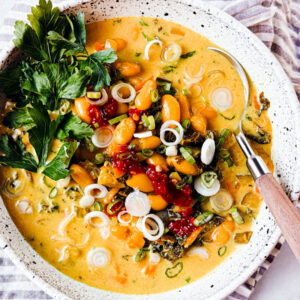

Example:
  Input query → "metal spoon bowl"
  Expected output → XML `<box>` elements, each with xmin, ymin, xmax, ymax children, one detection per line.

<box><xmin>207</xmin><ymin>46</ymin><xmax>268</xmax><ymax>179</ymax></box>
<box><xmin>207</xmin><ymin>47</ymin><xmax>300</xmax><ymax>262</ymax></box>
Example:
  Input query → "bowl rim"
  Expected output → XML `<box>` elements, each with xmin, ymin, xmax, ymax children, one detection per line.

<box><xmin>0</xmin><ymin>0</ymin><xmax>299</xmax><ymax>299</ymax></box>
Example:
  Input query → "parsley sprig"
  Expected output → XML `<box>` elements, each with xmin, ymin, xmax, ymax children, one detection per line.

<box><xmin>0</xmin><ymin>0</ymin><xmax>117</xmax><ymax>180</ymax></box>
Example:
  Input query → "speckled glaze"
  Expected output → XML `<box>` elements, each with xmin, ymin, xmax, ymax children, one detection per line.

<box><xmin>0</xmin><ymin>0</ymin><xmax>299</xmax><ymax>299</ymax></box>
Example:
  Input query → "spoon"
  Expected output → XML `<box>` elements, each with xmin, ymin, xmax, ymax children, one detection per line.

<box><xmin>208</xmin><ymin>47</ymin><xmax>300</xmax><ymax>262</ymax></box>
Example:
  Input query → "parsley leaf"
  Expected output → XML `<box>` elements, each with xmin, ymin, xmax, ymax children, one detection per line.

<box><xmin>57</xmin><ymin>113</ymin><xmax>93</xmax><ymax>140</ymax></box>
<box><xmin>42</xmin><ymin>141</ymin><xmax>79</xmax><ymax>180</ymax></box>
<box><xmin>69</xmin><ymin>12</ymin><xmax>86</xmax><ymax>46</ymax></box>
<box><xmin>27</xmin><ymin>103</ymin><xmax>62</xmax><ymax>167</ymax></box>
<box><xmin>47</xmin><ymin>30</ymin><xmax>86</xmax><ymax>56</ymax></box>
<box><xmin>21</xmin><ymin>62</ymin><xmax>91</xmax><ymax>110</ymax></box>
<box><xmin>0</xmin><ymin>135</ymin><xmax>38</xmax><ymax>172</ymax></box>
<box><xmin>80</xmin><ymin>49</ymin><xmax>117</xmax><ymax>91</ymax></box>
<box><xmin>3</xmin><ymin>107</ymin><xmax>34</xmax><ymax>129</ymax></box>
<box><xmin>13</xmin><ymin>21</ymin><xmax>47</xmax><ymax>61</ymax></box>
<box><xmin>0</xmin><ymin>66</ymin><xmax>23</xmax><ymax>98</ymax></box>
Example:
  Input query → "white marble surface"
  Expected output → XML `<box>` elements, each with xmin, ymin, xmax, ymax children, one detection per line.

<box><xmin>0</xmin><ymin>1</ymin><xmax>299</xmax><ymax>299</ymax></box>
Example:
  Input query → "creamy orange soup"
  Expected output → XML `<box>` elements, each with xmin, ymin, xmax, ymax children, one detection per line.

<box><xmin>0</xmin><ymin>16</ymin><xmax>272</xmax><ymax>294</ymax></box>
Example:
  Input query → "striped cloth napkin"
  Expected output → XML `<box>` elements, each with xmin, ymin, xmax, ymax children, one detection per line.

<box><xmin>0</xmin><ymin>0</ymin><xmax>299</xmax><ymax>299</ymax></box>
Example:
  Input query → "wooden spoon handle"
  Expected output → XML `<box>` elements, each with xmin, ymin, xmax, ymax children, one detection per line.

<box><xmin>256</xmin><ymin>173</ymin><xmax>300</xmax><ymax>262</ymax></box>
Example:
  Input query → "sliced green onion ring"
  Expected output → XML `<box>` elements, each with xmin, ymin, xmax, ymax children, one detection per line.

<box><xmin>155</xmin><ymin>111</ymin><xmax>162</xmax><ymax>123</ymax></box>
<box><xmin>49</xmin><ymin>187</ymin><xmax>58</xmax><ymax>199</ymax></box>
<box><xmin>128</xmin><ymin>143</ymin><xmax>136</xmax><ymax>150</ymax></box>
<box><xmin>180</xmin><ymin>147</ymin><xmax>196</xmax><ymax>165</ymax></box>
<box><xmin>182</xmin><ymin>89</ymin><xmax>188</xmax><ymax>96</ymax></box>
<box><xmin>141</xmin><ymin>148</ymin><xmax>154</xmax><ymax>157</ymax></box>
<box><xmin>148</xmin><ymin>115</ymin><xmax>155</xmax><ymax>130</ymax></box>
<box><xmin>182</xmin><ymin>119</ymin><xmax>191</xmax><ymax>131</ymax></box>
<box><xmin>94</xmin><ymin>153</ymin><xmax>105</xmax><ymax>165</ymax></box>
<box><xmin>94</xmin><ymin>201</ymin><xmax>103</xmax><ymax>211</ymax></box>
<box><xmin>108</xmin><ymin>114</ymin><xmax>128</xmax><ymax>125</ymax></box>
<box><xmin>135</xmin><ymin>248</ymin><xmax>149</xmax><ymax>262</ymax></box>
<box><xmin>58</xmin><ymin>99</ymin><xmax>71</xmax><ymax>115</ymax></box>
<box><xmin>193</xmin><ymin>211</ymin><xmax>214</xmax><ymax>226</ymax></box>
<box><xmin>87</xmin><ymin>91</ymin><xmax>101</xmax><ymax>99</ymax></box>
<box><xmin>230</xmin><ymin>206</ymin><xmax>244</xmax><ymax>225</ymax></box>
<box><xmin>106</xmin><ymin>200</ymin><xmax>123</xmax><ymax>215</ymax></box>
<box><xmin>218</xmin><ymin>245</ymin><xmax>227</xmax><ymax>256</ymax></box>
<box><xmin>150</xmin><ymin>89</ymin><xmax>160</xmax><ymax>102</ymax></box>
<box><xmin>142</xmin><ymin>115</ymin><xmax>150</xmax><ymax>127</ymax></box>
<box><xmin>200</xmin><ymin>171</ymin><xmax>217</xmax><ymax>188</ymax></box>
<box><xmin>156</xmin><ymin>144</ymin><xmax>167</xmax><ymax>154</ymax></box>
<box><xmin>85</xmin><ymin>89</ymin><xmax>108</xmax><ymax>106</ymax></box>
<box><xmin>42</xmin><ymin>175</ymin><xmax>53</xmax><ymax>188</ymax></box>
<box><xmin>165</xmin><ymin>262</ymin><xmax>183</xmax><ymax>278</ymax></box>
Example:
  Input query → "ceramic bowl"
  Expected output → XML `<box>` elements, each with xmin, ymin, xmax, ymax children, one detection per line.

<box><xmin>0</xmin><ymin>0</ymin><xmax>299</xmax><ymax>299</ymax></box>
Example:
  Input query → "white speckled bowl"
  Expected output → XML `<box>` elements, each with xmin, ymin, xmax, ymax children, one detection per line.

<box><xmin>0</xmin><ymin>0</ymin><xmax>299</xmax><ymax>299</ymax></box>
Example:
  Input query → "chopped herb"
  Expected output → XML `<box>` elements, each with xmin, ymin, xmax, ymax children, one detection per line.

<box><xmin>142</xmin><ymin>32</ymin><xmax>153</xmax><ymax>41</ymax></box>
<box><xmin>139</xmin><ymin>18</ymin><xmax>149</xmax><ymax>27</ymax></box>
<box><xmin>122</xmin><ymin>254</ymin><xmax>131</xmax><ymax>261</ymax></box>
<box><xmin>185</xmin><ymin>276</ymin><xmax>191</xmax><ymax>283</ymax></box>
<box><xmin>182</xmin><ymin>88</ymin><xmax>188</xmax><ymax>96</ymax></box>
<box><xmin>180</xmin><ymin>51</ymin><xmax>196</xmax><ymax>59</ymax></box>
<box><xmin>135</xmin><ymin>248</ymin><xmax>149</xmax><ymax>262</ymax></box>
<box><xmin>113</xmin><ymin>19</ymin><xmax>122</xmax><ymax>25</ymax></box>
<box><xmin>245</xmin><ymin>114</ymin><xmax>252</xmax><ymax>121</ymax></box>
<box><xmin>162</xmin><ymin>65</ymin><xmax>176</xmax><ymax>74</ymax></box>
<box><xmin>165</xmin><ymin>262</ymin><xmax>183</xmax><ymax>278</ymax></box>
<box><xmin>220</xmin><ymin>113</ymin><xmax>236</xmax><ymax>120</ymax></box>
<box><xmin>218</xmin><ymin>246</ymin><xmax>227</xmax><ymax>256</ymax></box>
<box><xmin>156</xmin><ymin>77</ymin><xmax>176</xmax><ymax>96</ymax></box>
<box><xmin>135</xmin><ymin>52</ymin><xmax>142</xmax><ymax>57</ymax></box>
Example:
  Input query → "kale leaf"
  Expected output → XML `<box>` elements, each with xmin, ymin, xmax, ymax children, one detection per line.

<box><xmin>0</xmin><ymin>135</ymin><xmax>38</xmax><ymax>172</ymax></box>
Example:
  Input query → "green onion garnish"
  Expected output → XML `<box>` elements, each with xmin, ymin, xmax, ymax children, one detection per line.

<box><xmin>180</xmin><ymin>147</ymin><xmax>196</xmax><ymax>165</ymax></box>
<box><xmin>106</xmin><ymin>200</ymin><xmax>123</xmax><ymax>215</ymax></box>
<box><xmin>141</xmin><ymin>148</ymin><xmax>154</xmax><ymax>157</ymax></box>
<box><xmin>185</xmin><ymin>276</ymin><xmax>191</xmax><ymax>283</ymax></box>
<box><xmin>154</xmin><ymin>111</ymin><xmax>162</xmax><ymax>123</ymax></box>
<box><xmin>216</xmin><ymin>128</ymin><xmax>229</xmax><ymax>152</ymax></box>
<box><xmin>58</xmin><ymin>99</ymin><xmax>71</xmax><ymax>115</ymax></box>
<box><xmin>150</xmin><ymin>89</ymin><xmax>160</xmax><ymax>103</ymax></box>
<box><xmin>219</xmin><ymin>149</ymin><xmax>234</xmax><ymax>167</ymax></box>
<box><xmin>42</xmin><ymin>175</ymin><xmax>53</xmax><ymax>188</ymax></box>
<box><xmin>142</xmin><ymin>115</ymin><xmax>150</xmax><ymax>127</ymax></box>
<box><xmin>218</xmin><ymin>246</ymin><xmax>227</xmax><ymax>256</ymax></box>
<box><xmin>49</xmin><ymin>187</ymin><xmax>58</xmax><ymax>199</ymax></box>
<box><xmin>87</xmin><ymin>91</ymin><xmax>101</xmax><ymax>99</ymax></box>
<box><xmin>135</xmin><ymin>248</ymin><xmax>149</xmax><ymax>262</ymax></box>
<box><xmin>182</xmin><ymin>89</ymin><xmax>188</xmax><ymax>96</ymax></box>
<box><xmin>94</xmin><ymin>201</ymin><xmax>103</xmax><ymax>212</ymax></box>
<box><xmin>230</xmin><ymin>207</ymin><xmax>244</xmax><ymax>225</ymax></box>
<box><xmin>175</xmin><ymin>175</ymin><xmax>193</xmax><ymax>189</ymax></box>
<box><xmin>200</xmin><ymin>171</ymin><xmax>217</xmax><ymax>188</ymax></box>
<box><xmin>128</xmin><ymin>143</ymin><xmax>136</xmax><ymax>150</ymax></box>
<box><xmin>108</xmin><ymin>114</ymin><xmax>128</xmax><ymax>125</ymax></box>
<box><xmin>94</xmin><ymin>153</ymin><xmax>105</xmax><ymax>165</ymax></box>
<box><xmin>148</xmin><ymin>115</ymin><xmax>155</xmax><ymax>130</ymax></box>
<box><xmin>156</xmin><ymin>144</ymin><xmax>167</xmax><ymax>154</ymax></box>
<box><xmin>139</xmin><ymin>18</ymin><xmax>149</xmax><ymax>27</ymax></box>
<box><xmin>165</xmin><ymin>262</ymin><xmax>183</xmax><ymax>278</ymax></box>
<box><xmin>182</xmin><ymin>119</ymin><xmax>191</xmax><ymax>131</ymax></box>
<box><xmin>193</xmin><ymin>211</ymin><xmax>214</xmax><ymax>227</ymax></box>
